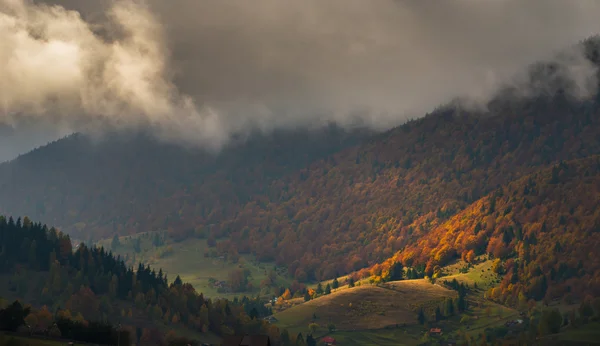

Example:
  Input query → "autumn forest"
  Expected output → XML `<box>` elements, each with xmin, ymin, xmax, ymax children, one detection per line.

<box><xmin>2</xmin><ymin>35</ymin><xmax>600</xmax><ymax>346</ymax></box>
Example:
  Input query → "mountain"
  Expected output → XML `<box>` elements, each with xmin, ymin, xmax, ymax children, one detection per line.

<box><xmin>0</xmin><ymin>122</ymin><xmax>66</xmax><ymax>164</ymax></box>
<box><xmin>216</xmin><ymin>96</ymin><xmax>600</xmax><ymax>281</ymax></box>
<box><xmin>2</xmin><ymin>37</ymin><xmax>600</xmax><ymax>299</ymax></box>
<box><xmin>0</xmin><ymin>125</ymin><xmax>370</xmax><ymax>241</ymax></box>
<box><xmin>369</xmin><ymin>155</ymin><xmax>600</xmax><ymax>303</ymax></box>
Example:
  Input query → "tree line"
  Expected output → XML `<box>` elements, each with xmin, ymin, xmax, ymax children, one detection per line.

<box><xmin>0</xmin><ymin>215</ymin><xmax>281</xmax><ymax>344</ymax></box>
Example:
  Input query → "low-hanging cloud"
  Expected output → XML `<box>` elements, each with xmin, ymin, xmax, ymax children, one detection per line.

<box><xmin>2</xmin><ymin>0</ymin><xmax>600</xmax><ymax>153</ymax></box>
<box><xmin>0</xmin><ymin>0</ymin><xmax>227</xmax><ymax>151</ymax></box>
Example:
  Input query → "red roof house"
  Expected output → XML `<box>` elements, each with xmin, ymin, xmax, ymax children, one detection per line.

<box><xmin>429</xmin><ymin>327</ymin><xmax>443</xmax><ymax>335</ymax></box>
<box><xmin>322</xmin><ymin>336</ymin><xmax>337</xmax><ymax>345</ymax></box>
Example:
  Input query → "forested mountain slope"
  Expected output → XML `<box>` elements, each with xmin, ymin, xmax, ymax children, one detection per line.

<box><xmin>196</xmin><ymin>38</ymin><xmax>600</xmax><ymax>282</ymax></box>
<box><xmin>368</xmin><ymin>156</ymin><xmax>600</xmax><ymax>302</ymax></box>
<box><xmin>2</xmin><ymin>38</ymin><xmax>600</xmax><ymax>289</ymax></box>
<box><xmin>217</xmin><ymin>96</ymin><xmax>600</xmax><ymax>281</ymax></box>
<box><xmin>0</xmin><ymin>126</ymin><xmax>369</xmax><ymax>241</ymax></box>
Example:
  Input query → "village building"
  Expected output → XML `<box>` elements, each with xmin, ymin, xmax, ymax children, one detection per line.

<box><xmin>262</xmin><ymin>315</ymin><xmax>278</xmax><ymax>323</ymax></box>
<box><xmin>321</xmin><ymin>336</ymin><xmax>337</xmax><ymax>345</ymax></box>
<box><xmin>429</xmin><ymin>327</ymin><xmax>443</xmax><ymax>336</ymax></box>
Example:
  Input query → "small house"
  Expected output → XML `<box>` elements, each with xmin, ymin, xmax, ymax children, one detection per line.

<box><xmin>263</xmin><ymin>316</ymin><xmax>278</xmax><ymax>323</ymax></box>
<box><xmin>505</xmin><ymin>319</ymin><xmax>524</xmax><ymax>328</ymax></box>
<box><xmin>322</xmin><ymin>336</ymin><xmax>337</xmax><ymax>345</ymax></box>
<box><xmin>429</xmin><ymin>328</ymin><xmax>443</xmax><ymax>336</ymax></box>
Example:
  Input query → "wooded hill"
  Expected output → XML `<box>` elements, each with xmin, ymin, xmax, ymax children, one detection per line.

<box><xmin>0</xmin><ymin>216</ymin><xmax>279</xmax><ymax>345</ymax></box>
<box><xmin>0</xmin><ymin>125</ymin><xmax>369</xmax><ymax>242</ymax></box>
<box><xmin>366</xmin><ymin>155</ymin><xmax>600</xmax><ymax>304</ymax></box>
<box><xmin>2</xmin><ymin>37</ymin><xmax>600</xmax><ymax>303</ymax></box>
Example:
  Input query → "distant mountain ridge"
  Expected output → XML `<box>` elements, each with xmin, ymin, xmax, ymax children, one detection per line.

<box><xmin>0</xmin><ymin>125</ymin><xmax>371</xmax><ymax>242</ymax></box>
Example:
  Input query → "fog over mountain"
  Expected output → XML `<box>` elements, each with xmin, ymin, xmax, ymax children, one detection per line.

<box><xmin>2</xmin><ymin>0</ymin><xmax>600</xmax><ymax>154</ymax></box>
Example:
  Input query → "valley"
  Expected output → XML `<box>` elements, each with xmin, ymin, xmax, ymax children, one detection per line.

<box><xmin>96</xmin><ymin>233</ymin><xmax>292</xmax><ymax>300</ymax></box>
<box><xmin>1</xmin><ymin>218</ymin><xmax>599</xmax><ymax>345</ymax></box>
<box><xmin>2</xmin><ymin>28</ymin><xmax>600</xmax><ymax>346</ymax></box>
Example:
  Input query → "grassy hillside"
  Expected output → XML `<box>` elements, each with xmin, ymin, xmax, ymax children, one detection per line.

<box><xmin>274</xmin><ymin>279</ymin><xmax>455</xmax><ymax>333</ymax></box>
<box><xmin>442</xmin><ymin>260</ymin><xmax>500</xmax><ymax>291</ymax></box>
<box><xmin>273</xmin><ymin>268</ymin><xmax>522</xmax><ymax>345</ymax></box>
<box><xmin>556</xmin><ymin>322</ymin><xmax>600</xmax><ymax>344</ymax></box>
<box><xmin>97</xmin><ymin>234</ymin><xmax>292</xmax><ymax>299</ymax></box>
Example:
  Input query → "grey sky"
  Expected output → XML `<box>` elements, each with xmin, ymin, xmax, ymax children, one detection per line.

<box><xmin>2</xmin><ymin>0</ymin><xmax>600</xmax><ymax>159</ymax></box>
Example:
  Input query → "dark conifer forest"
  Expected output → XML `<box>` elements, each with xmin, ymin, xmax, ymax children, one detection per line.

<box><xmin>0</xmin><ymin>216</ymin><xmax>278</xmax><ymax>345</ymax></box>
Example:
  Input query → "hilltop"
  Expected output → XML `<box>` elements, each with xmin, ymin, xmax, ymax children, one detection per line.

<box><xmin>275</xmin><ymin>279</ymin><xmax>456</xmax><ymax>332</ymax></box>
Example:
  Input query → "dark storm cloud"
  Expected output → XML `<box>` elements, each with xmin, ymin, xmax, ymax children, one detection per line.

<box><xmin>2</xmin><ymin>0</ymin><xmax>600</xmax><ymax>151</ymax></box>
